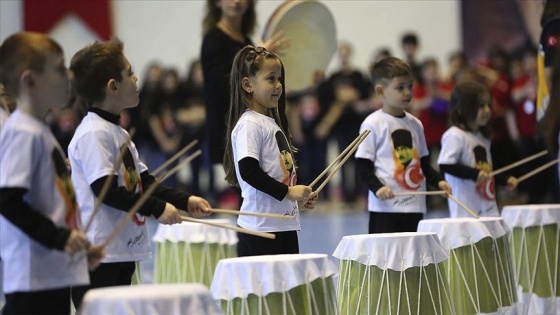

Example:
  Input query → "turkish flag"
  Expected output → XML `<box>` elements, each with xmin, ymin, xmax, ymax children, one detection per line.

<box><xmin>24</xmin><ymin>0</ymin><xmax>112</xmax><ymax>40</ymax></box>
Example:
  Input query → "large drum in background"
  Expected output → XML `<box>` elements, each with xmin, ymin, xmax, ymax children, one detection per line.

<box><xmin>152</xmin><ymin>219</ymin><xmax>237</xmax><ymax>287</ymax></box>
<box><xmin>502</xmin><ymin>204</ymin><xmax>560</xmax><ymax>315</ymax></box>
<box><xmin>332</xmin><ymin>232</ymin><xmax>453</xmax><ymax>315</ymax></box>
<box><xmin>79</xmin><ymin>283</ymin><xmax>223</xmax><ymax>315</ymax></box>
<box><xmin>210</xmin><ymin>254</ymin><xmax>338</xmax><ymax>315</ymax></box>
<box><xmin>262</xmin><ymin>0</ymin><xmax>337</xmax><ymax>92</ymax></box>
<box><xmin>418</xmin><ymin>217</ymin><xmax>518</xmax><ymax>314</ymax></box>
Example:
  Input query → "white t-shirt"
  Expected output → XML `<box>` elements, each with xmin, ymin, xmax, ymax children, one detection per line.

<box><xmin>232</xmin><ymin>110</ymin><xmax>300</xmax><ymax>232</ymax></box>
<box><xmin>438</xmin><ymin>126</ymin><xmax>499</xmax><ymax>217</ymax></box>
<box><xmin>356</xmin><ymin>110</ymin><xmax>429</xmax><ymax>213</ymax></box>
<box><xmin>0</xmin><ymin>110</ymin><xmax>88</xmax><ymax>293</ymax></box>
<box><xmin>69</xmin><ymin>112</ymin><xmax>150</xmax><ymax>263</ymax></box>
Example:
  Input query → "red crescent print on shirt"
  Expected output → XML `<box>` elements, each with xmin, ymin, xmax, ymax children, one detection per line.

<box><xmin>121</xmin><ymin>144</ymin><xmax>146</xmax><ymax>226</ymax></box>
<box><xmin>472</xmin><ymin>145</ymin><xmax>496</xmax><ymax>201</ymax></box>
<box><xmin>275</xmin><ymin>131</ymin><xmax>297</xmax><ymax>186</ymax></box>
<box><xmin>391</xmin><ymin>129</ymin><xmax>424</xmax><ymax>190</ymax></box>
<box><xmin>546</xmin><ymin>35</ymin><xmax>560</xmax><ymax>47</ymax></box>
<box><xmin>52</xmin><ymin>148</ymin><xmax>79</xmax><ymax>229</ymax></box>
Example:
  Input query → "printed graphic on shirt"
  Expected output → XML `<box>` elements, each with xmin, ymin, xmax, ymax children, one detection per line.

<box><xmin>546</xmin><ymin>35</ymin><xmax>560</xmax><ymax>47</ymax></box>
<box><xmin>473</xmin><ymin>145</ymin><xmax>496</xmax><ymax>201</ymax></box>
<box><xmin>52</xmin><ymin>148</ymin><xmax>79</xmax><ymax>229</ymax></box>
<box><xmin>121</xmin><ymin>144</ymin><xmax>146</xmax><ymax>226</ymax></box>
<box><xmin>275</xmin><ymin>131</ymin><xmax>297</xmax><ymax>186</ymax></box>
<box><xmin>391</xmin><ymin>129</ymin><xmax>424</xmax><ymax>190</ymax></box>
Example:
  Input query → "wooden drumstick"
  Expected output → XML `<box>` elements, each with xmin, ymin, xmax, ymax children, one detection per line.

<box><xmin>209</xmin><ymin>208</ymin><xmax>296</xmax><ymax>220</ymax></box>
<box><xmin>84</xmin><ymin>129</ymin><xmax>136</xmax><ymax>232</ymax></box>
<box><xmin>393</xmin><ymin>190</ymin><xmax>447</xmax><ymax>197</ymax></box>
<box><xmin>181</xmin><ymin>216</ymin><xmax>276</xmax><ymax>239</ymax></box>
<box><xmin>313</xmin><ymin>130</ymin><xmax>370</xmax><ymax>195</ymax></box>
<box><xmin>447</xmin><ymin>193</ymin><xmax>479</xmax><ymax>219</ymax></box>
<box><xmin>157</xmin><ymin>150</ymin><xmax>202</xmax><ymax>182</ymax></box>
<box><xmin>489</xmin><ymin>150</ymin><xmax>548</xmax><ymax>177</ymax></box>
<box><xmin>151</xmin><ymin>139</ymin><xmax>198</xmax><ymax>177</ymax></box>
<box><xmin>517</xmin><ymin>159</ymin><xmax>559</xmax><ymax>184</ymax></box>
<box><xmin>309</xmin><ymin>130</ymin><xmax>370</xmax><ymax>188</ymax></box>
<box><xmin>102</xmin><ymin>150</ymin><xmax>201</xmax><ymax>247</ymax></box>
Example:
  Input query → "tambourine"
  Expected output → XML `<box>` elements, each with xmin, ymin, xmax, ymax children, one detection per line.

<box><xmin>262</xmin><ymin>0</ymin><xmax>337</xmax><ymax>92</ymax></box>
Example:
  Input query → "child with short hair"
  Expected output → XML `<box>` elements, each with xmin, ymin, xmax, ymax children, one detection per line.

<box><xmin>68</xmin><ymin>38</ymin><xmax>211</xmax><ymax>307</ymax></box>
<box><xmin>356</xmin><ymin>57</ymin><xmax>451</xmax><ymax>233</ymax></box>
<box><xmin>223</xmin><ymin>45</ymin><xmax>316</xmax><ymax>257</ymax></box>
<box><xmin>0</xmin><ymin>32</ymin><xmax>103</xmax><ymax>315</ymax></box>
<box><xmin>438</xmin><ymin>81</ymin><xmax>517</xmax><ymax>217</ymax></box>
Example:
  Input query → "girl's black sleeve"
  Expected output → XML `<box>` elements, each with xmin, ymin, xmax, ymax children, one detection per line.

<box><xmin>238</xmin><ymin>157</ymin><xmax>288</xmax><ymax>201</ymax></box>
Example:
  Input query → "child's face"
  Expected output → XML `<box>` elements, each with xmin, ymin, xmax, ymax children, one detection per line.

<box><xmin>34</xmin><ymin>52</ymin><xmax>71</xmax><ymax>110</ymax></box>
<box><xmin>475</xmin><ymin>94</ymin><xmax>492</xmax><ymax>128</ymax></box>
<box><xmin>116</xmin><ymin>58</ymin><xmax>139</xmax><ymax>109</ymax></box>
<box><xmin>248</xmin><ymin>59</ymin><xmax>282</xmax><ymax>115</ymax></box>
<box><xmin>378</xmin><ymin>75</ymin><xmax>413</xmax><ymax>115</ymax></box>
<box><xmin>217</xmin><ymin>0</ymin><xmax>249</xmax><ymax>18</ymax></box>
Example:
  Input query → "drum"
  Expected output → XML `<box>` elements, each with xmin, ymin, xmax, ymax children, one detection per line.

<box><xmin>332</xmin><ymin>232</ymin><xmax>453</xmax><ymax>315</ymax></box>
<box><xmin>210</xmin><ymin>253</ymin><xmax>338</xmax><ymax>315</ymax></box>
<box><xmin>262</xmin><ymin>0</ymin><xmax>337</xmax><ymax>92</ymax></box>
<box><xmin>152</xmin><ymin>219</ymin><xmax>237</xmax><ymax>287</ymax></box>
<box><xmin>418</xmin><ymin>217</ymin><xmax>518</xmax><ymax>314</ymax></box>
<box><xmin>502</xmin><ymin>204</ymin><xmax>560</xmax><ymax>315</ymax></box>
<box><xmin>79</xmin><ymin>283</ymin><xmax>223</xmax><ymax>315</ymax></box>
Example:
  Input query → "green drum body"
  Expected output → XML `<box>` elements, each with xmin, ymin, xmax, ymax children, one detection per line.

<box><xmin>333</xmin><ymin>232</ymin><xmax>453</xmax><ymax>315</ymax></box>
<box><xmin>503</xmin><ymin>204</ymin><xmax>560</xmax><ymax>315</ymax></box>
<box><xmin>211</xmin><ymin>254</ymin><xmax>338</xmax><ymax>315</ymax></box>
<box><xmin>152</xmin><ymin>219</ymin><xmax>237</xmax><ymax>287</ymax></box>
<box><xmin>419</xmin><ymin>217</ymin><xmax>517</xmax><ymax>315</ymax></box>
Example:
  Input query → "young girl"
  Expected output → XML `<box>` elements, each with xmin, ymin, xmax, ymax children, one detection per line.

<box><xmin>223</xmin><ymin>45</ymin><xmax>316</xmax><ymax>257</ymax></box>
<box><xmin>438</xmin><ymin>81</ymin><xmax>517</xmax><ymax>217</ymax></box>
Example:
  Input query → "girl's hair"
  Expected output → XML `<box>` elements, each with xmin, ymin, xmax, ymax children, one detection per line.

<box><xmin>449</xmin><ymin>81</ymin><xmax>491</xmax><ymax>137</ymax></box>
<box><xmin>202</xmin><ymin>0</ymin><xmax>256</xmax><ymax>36</ymax></box>
<box><xmin>223</xmin><ymin>45</ymin><xmax>293</xmax><ymax>186</ymax></box>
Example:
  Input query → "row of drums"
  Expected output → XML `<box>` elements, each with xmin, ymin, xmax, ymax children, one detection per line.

<box><xmin>149</xmin><ymin>204</ymin><xmax>560</xmax><ymax>315</ymax></box>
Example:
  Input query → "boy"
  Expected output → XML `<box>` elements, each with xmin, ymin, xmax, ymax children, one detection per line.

<box><xmin>0</xmin><ymin>32</ymin><xmax>103</xmax><ymax>315</ymax></box>
<box><xmin>355</xmin><ymin>57</ymin><xmax>451</xmax><ymax>233</ymax></box>
<box><xmin>68</xmin><ymin>38</ymin><xmax>212</xmax><ymax>307</ymax></box>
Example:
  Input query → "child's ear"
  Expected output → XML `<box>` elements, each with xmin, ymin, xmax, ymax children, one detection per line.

<box><xmin>107</xmin><ymin>79</ymin><xmax>118</xmax><ymax>92</ymax></box>
<box><xmin>374</xmin><ymin>84</ymin><xmax>384</xmax><ymax>97</ymax></box>
<box><xmin>242</xmin><ymin>77</ymin><xmax>253</xmax><ymax>94</ymax></box>
<box><xmin>20</xmin><ymin>69</ymin><xmax>34</xmax><ymax>88</ymax></box>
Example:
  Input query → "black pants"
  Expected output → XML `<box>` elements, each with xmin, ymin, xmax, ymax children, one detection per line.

<box><xmin>237</xmin><ymin>230</ymin><xmax>299</xmax><ymax>257</ymax></box>
<box><xmin>3</xmin><ymin>287</ymin><xmax>71</xmax><ymax>315</ymax></box>
<box><xmin>71</xmin><ymin>261</ymin><xmax>135</xmax><ymax>310</ymax></box>
<box><xmin>369</xmin><ymin>211</ymin><xmax>423</xmax><ymax>234</ymax></box>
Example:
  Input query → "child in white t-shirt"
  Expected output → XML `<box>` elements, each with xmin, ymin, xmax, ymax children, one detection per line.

<box><xmin>223</xmin><ymin>46</ymin><xmax>317</xmax><ymax>256</ymax></box>
<box><xmin>356</xmin><ymin>57</ymin><xmax>451</xmax><ymax>233</ymax></box>
<box><xmin>0</xmin><ymin>32</ymin><xmax>103</xmax><ymax>315</ymax></box>
<box><xmin>68</xmin><ymin>38</ymin><xmax>212</xmax><ymax>308</ymax></box>
<box><xmin>438</xmin><ymin>81</ymin><xmax>517</xmax><ymax>217</ymax></box>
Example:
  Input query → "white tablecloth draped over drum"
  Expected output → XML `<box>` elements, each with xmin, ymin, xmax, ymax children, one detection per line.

<box><xmin>152</xmin><ymin>219</ymin><xmax>238</xmax><ymax>245</ymax></box>
<box><xmin>210</xmin><ymin>253</ymin><xmax>337</xmax><ymax>300</ymax></box>
<box><xmin>417</xmin><ymin>217</ymin><xmax>509</xmax><ymax>250</ymax></box>
<box><xmin>79</xmin><ymin>283</ymin><xmax>224</xmax><ymax>315</ymax></box>
<box><xmin>332</xmin><ymin>232</ymin><xmax>449</xmax><ymax>270</ymax></box>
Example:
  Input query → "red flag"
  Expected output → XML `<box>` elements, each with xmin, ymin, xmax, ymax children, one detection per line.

<box><xmin>24</xmin><ymin>0</ymin><xmax>112</xmax><ymax>40</ymax></box>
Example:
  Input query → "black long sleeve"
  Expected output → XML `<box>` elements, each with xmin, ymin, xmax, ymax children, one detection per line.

<box><xmin>238</xmin><ymin>157</ymin><xmax>288</xmax><ymax>201</ymax></box>
<box><xmin>0</xmin><ymin>188</ymin><xmax>70</xmax><ymax>250</ymax></box>
<box><xmin>439</xmin><ymin>163</ymin><xmax>479</xmax><ymax>181</ymax></box>
<box><xmin>140</xmin><ymin>171</ymin><xmax>191</xmax><ymax>210</ymax></box>
<box><xmin>356</xmin><ymin>158</ymin><xmax>385</xmax><ymax>194</ymax></box>
<box><xmin>420</xmin><ymin>156</ymin><xmax>444</xmax><ymax>188</ymax></box>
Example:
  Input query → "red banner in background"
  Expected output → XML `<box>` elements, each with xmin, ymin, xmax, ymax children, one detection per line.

<box><xmin>24</xmin><ymin>0</ymin><xmax>112</xmax><ymax>40</ymax></box>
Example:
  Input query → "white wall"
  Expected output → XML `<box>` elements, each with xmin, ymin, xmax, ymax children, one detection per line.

<box><xmin>0</xmin><ymin>0</ymin><xmax>461</xmax><ymax>79</ymax></box>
